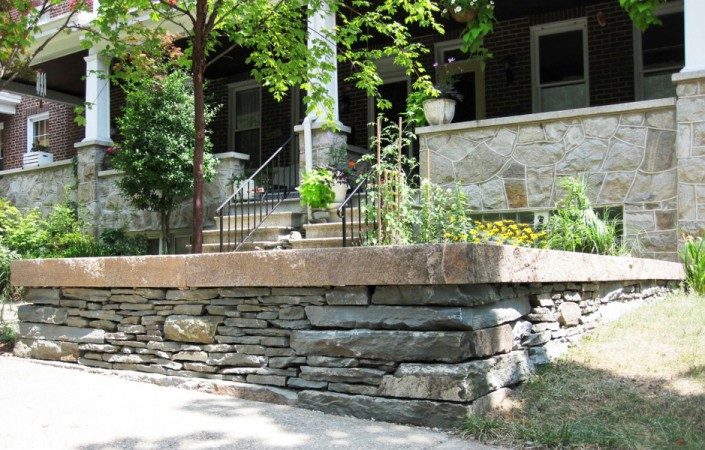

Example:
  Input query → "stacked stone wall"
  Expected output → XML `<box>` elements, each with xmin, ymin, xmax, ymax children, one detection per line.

<box><xmin>15</xmin><ymin>279</ymin><xmax>674</xmax><ymax>428</ymax></box>
<box><xmin>0</xmin><ymin>162</ymin><xmax>75</xmax><ymax>216</ymax></box>
<box><xmin>419</xmin><ymin>100</ymin><xmax>678</xmax><ymax>261</ymax></box>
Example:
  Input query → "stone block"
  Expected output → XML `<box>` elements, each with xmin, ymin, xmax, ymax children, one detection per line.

<box><xmin>59</xmin><ymin>299</ymin><xmax>87</xmax><ymax>309</ymax></box>
<box><xmin>557</xmin><ymin>302</ymin><xmax>582</xmax><ymax>326</ymax></box>
<box><xmin>218</xmin><ymin>287</ymin><xmax>270</xmax><ymax>298</ymax></box>
<box><xmin>88</xmin><ymin>320</ymin><xmax>117</xmax><ymax>331</ymax></box>
<box><xmin>297</xmin><ymin>390</ymin><xmax>468</xmax><ymax>428</ymax></box>
<box><xmin>325</xmin><ymin>286</ymin><xmax>369</xmax><ymax>305</ymax></box>
<box><xmin>19</xmin><ymin>323</ymin><xmax>105</xmax><ymax>344</ymax></box>
<box><xmin>246</xmin><ymin>374</ymin><xmax>287</xmax><ymax>387</ymax></box>
<box><xmin>378</xmin><ymin>351</ymin><xmax>532</xmax><ymax>402</ymax></box>
<box><xmin>470</xmin><ymin>324</ymin><xmax>513</xmax><ymax>357</ymax></box>
<box><xmin>268</xmin><ymin>356</ymin><xmax>306</xmax><ymax>369</ymax></box>
<box><xmin>103</xmin><ymin>354</ymin><xmax>154</xmax><ymax>364</ymax></box>
<box><xmin>166</xmin><ymin>289</ymin><xmax>219</xmax><ymax>301</ymax></box>
<box><xmin>111</xmin><ymin>288</ymin><xmax>165</xmax><ymax>299</ymax></box>
<box><xmin>164</xmin><ymin>315</ymin><xmax>223</xmax><ymax>344</ymax></box>
<box><xmin>290</xmin><ymin>330</ymin><xmax>473</xmax><ymax>362</ymax></box>
<box><xmin>183</xmin><ymin>362</ymin><xmax>218</xmax><ymax>373</ymax></box>
<box><xmin>111</xmin><ymin>294</ymin><xmax>148</xmax><ymax>304</ymax></box>
<box><xmin>223</xmin><ymin>318</ymin><xmax>267</xmax><ymax>328</ymax></box>
<box><xmin>206</xmin><ymin>353</ymin><xmax>266</xmax><ymax>367</ymax></box>
<box><xmin>173</xmin><ymin>305</ymin><xmax>205</xmax><ymax>315</ymax></box>
<box><xmin>173</xmin><ymin>351</ymin><xmax>209</xmax><ymax>362</ymax></box>
<box><xmin>305</xmin><ymin>298</ymin><xmax>528</xmax><ymax>331</ymax></box>
<box><xmin>14</xmin><ymin>339</ymin><xmax>79</xmax><ymax>362</ymax></box>
<box><xmin>278</xmin><ymin>306</ymin><xmax>305</xmax><ymax>320</ymax></box>
<box><xmin>78</xmin><ymin>358</ymin><xmax>113</xmax><ymax>370</ymax></box>
<box><xmin>371</xmin><ymin>284</ymin><xmax>499</xmax><ymax>306</ymax></box>
<box><xmin>287</xmin><ymin>378</ymin><xmax>327</xmax><ymax>390</ymax></box>
<box><xmin>24</xmin><ymin>288</ymin><xmax>61</xmax><ymax>305</ymax></box>
<box><xmin>17</xmin><ymin>305</ymin><xmax>67</xmax><ymax>325</ymax></box>
<box><xmin>327</xmin><ymin>383</ymin><xmax>378</xmax><ymax>396</ymax></box>
<box><xmin>62</xmin><ymin>288</ymin><xmax>111</xmax><ymax>302</ymax></box>
<box><xmin>306</xmin><ymin>356</ymin><xmax>358</xmax><ymax>368</ymax></box>
<box><xmin>300</xmin><ymin>366</ymin><xmax>386</xmax><ymax>385</ymax></box>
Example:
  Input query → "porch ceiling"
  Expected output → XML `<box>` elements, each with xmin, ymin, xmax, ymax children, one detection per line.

<box><xmin>495</xmin><ymin>0</ymin><xmax>606</xmax><ymax>19</ymax></box>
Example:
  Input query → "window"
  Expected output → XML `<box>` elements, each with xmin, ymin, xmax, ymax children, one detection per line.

<box><xmin>367</xmin><ymin>58</ymin><xmax>411</xmax><ymax>126</ymax></box>
<box><xmin>531</xmin><ymin>19</ymin><xmax>589</xmax><ymax>113</ymax></box>
<box><xmin>229</xmin><ymin>80</ymin><xmax>261</xmax><ymax>168</ymax></box>
<box><xmin>434</xmin><ymin>40</ymin><xmax>486</xmax><ymax>121</ymax></box>
<box><xmin>634</xmin><ymin>1</ymin><xmax>684</xmax><ymax>100</ymax></box>
<box><xmin>27</xmin><ymin>112</ymin><xmax>49</xmax><ymax>152</ymax></box>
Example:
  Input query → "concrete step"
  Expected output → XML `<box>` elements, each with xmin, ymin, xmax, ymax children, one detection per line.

<box><xmin>201</xmin><ymin>240</ymin><xmax>291</xmax><ymax>253</ymax></box>
<box><xmin>290</xmin><ymin>237</ymin><xmax>361</xmax><ymax>249</ymax></box>
<box><xmin>303</xmin><ymin>222</ymin><xmax>372</xmax><ymax>239</ymax></box>
<box><xmin>215</xmin><ymin>211</ymin><xmax>304</xmax><ymax>229</ymax></box>
<box><xmin>202</xmin><ymin>226</ymin><xmax>293</xmax><ymax>245</ymax></box>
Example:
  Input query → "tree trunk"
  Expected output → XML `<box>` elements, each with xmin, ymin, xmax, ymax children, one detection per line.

<box><xmin>159</xmin><ymin>209</ymin><xmax>173</xmax><ymax>254</ymax></box>
<box><xmin>191</xmin><ymin>0</ymin><xmax>208</xmax><ymax>254</ymax></box>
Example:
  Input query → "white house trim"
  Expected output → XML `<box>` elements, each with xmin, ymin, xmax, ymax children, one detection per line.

<box><xmin>228</xmin><ymin>79</ymin><xmax>262</xmax><ymax>164</ymax></box>
<box><xmin>0</xmin><ymin>92</ymin><xmax>22</xmax><ymax>115</ymax></box>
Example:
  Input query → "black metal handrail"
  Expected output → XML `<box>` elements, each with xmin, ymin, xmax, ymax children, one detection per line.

<box><xmin>216</xmin><ymin>135</ymin><xmax>297</xmax><ymax>252</ymax></box>
<box><xmin>336</xmin><ymin>172</ymin><xmax>375</xmax><ymax>247</ymax></box>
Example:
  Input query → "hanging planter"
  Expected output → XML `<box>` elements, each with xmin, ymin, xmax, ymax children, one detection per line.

<box><xmin>451</xmin><ymin>8</ymin><xmax>477</xmax><ymax>23</ymax></box>
<box><xmin>423</xmin><ymin>98</ymin><xmax>457</xmax><ymax>126</ymax></box>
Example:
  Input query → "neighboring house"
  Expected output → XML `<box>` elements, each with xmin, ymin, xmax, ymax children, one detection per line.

<box><xmin>1</xmin><ymin>0</ymin><xmax>703</xmax><ymax>260</ymax></box>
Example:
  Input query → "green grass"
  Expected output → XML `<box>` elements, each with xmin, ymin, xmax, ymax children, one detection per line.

<box><xmin>462</xmin><ymin>293</ymin><xmax>705</xmax><ymax>449</ymax></box>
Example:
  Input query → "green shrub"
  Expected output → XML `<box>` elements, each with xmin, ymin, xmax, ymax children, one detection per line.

<box><xmin>298</xmin><ymin>168</ymin><xmax>335</xmax><ymax>209</ymax></box>
<box><xmin>99</xmin><ymin>228</ymin><xmax>148</xmax><ymax>256</ymax></box>
<box><xmin>0</xmin><ymin>323</ymin><xmax>17</xmax><ymax>345</ymax></box>
<box><xmin>546</xmin><ymin>177</ymin><xmax>626</xmax><ymax>256</ymax></box>
<box><xmin>0</xmin><ymin>243</ymin><xmax>19</xmax><ymax>301</ymax></box>
<box><xmin>680</xmin><ymin>235</ymin><xmax>705</xmax><ymax>295</ymax></box>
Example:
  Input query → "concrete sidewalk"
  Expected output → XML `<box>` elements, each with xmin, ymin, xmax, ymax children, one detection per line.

<box><xmin>0</xmin><ymin>357</ymin><xmax>489</xmax><ymax>449</ymax></box>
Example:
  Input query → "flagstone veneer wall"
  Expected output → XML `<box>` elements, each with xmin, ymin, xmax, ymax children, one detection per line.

<box><xmin>417</xmin><ymin>99</ymin><xmax>678</xmax><ymax>261</ymax></box>
<box><xmin>11</xmin><ymin>245</ymin><xmax>682</xmax><ymax>428</ymax></box>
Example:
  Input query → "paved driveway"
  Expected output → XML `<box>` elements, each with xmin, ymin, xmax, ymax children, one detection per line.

<box><xmin>0</xmin><ymin>357</ymin><xmax>489</xmax><ymax>450</ymax></box>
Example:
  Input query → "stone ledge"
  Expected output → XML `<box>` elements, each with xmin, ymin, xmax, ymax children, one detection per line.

<box><xmin>416</xmin><ymin>98</ymin><xmax>676</xmax><ymax>135</ymax></box>
<box><xmin>0</xmin><ymin>159</ymin><xmax>72</xmax><ymax>176</ymax></box>
<box><xmin>11</xmin><ymin>244</ymin><xmax>683</xmax><ymax>288</ymax></box>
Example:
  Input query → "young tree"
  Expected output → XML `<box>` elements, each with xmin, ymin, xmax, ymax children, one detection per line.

<box><xmin>84</xmin><ymin>0</ymin><xmax>442</xmax><ymax>253</ymax></box>
<box><xmin>0</xmin><ymin>0</ymin><xmax>87</xmax><ymax>91</ymax></box>
<box><xmin>111</xmin><ymin>70</ymin><xmax>217</xmax><ymax>253</ymax></box>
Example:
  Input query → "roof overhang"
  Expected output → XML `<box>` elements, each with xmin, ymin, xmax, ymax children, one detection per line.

<box><xmin>0</xmin><ymin>91</ymin><xmax>22</xmax><ymax>115</ymax></box>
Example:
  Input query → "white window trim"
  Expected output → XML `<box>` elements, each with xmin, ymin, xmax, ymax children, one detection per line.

<box><xmin>228</xmin><ymin>79</ymin><xmax>261</xmax><ymax>161</ymax></box>
<box><xmin>434</xmin><ymin>38</ymin><xmax>487</xmax><ymax>120</ymax></box>
<box><xmin>0</xmin><ymin>122</ymin><xmax>4</xmax><ymax>162</ymax></box>
<box><xmin>633</xmin><ymin>0</ymin><xmax>684</xmax><ymax>101</ymax></box>
<box><xmin>530</xmin><ymin>18</ymin><xmax>590</xmax><ymax>113</ymax></box>
<box><xmin>26</xmin><ymin>112</ymin><xmax>49</xmax><ymax>153</ymax></box>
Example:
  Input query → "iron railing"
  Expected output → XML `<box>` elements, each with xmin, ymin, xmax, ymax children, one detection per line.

<box><xmin>336</xmin><ymin>173</ymin><xmax>375</xmax><ymax>247</ymax></box>
<box><xmin>216</xmin><ymin>135</ymin><xmax>297</xmax><ymax>252</ymax></box>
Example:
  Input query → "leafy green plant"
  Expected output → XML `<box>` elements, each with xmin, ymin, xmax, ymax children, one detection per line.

<box><xmin>418</xmin><ymin>180</ymin><xmax>472</xmax><ymax>243</ymax></box>
<box><xmin>440</xmin><ymin>0</ymin><xmax>496</xmax><ymax>61</ymax></box>
<box><xmin>298</xmin><ymin>168</ymin><xmax>335</xmax><ymax>209</ymax></box>
<box><xmin>112</xmin><ymin>70</ymin><xmax>217</xmax><ymax>254</ymax></box>
<box><xmin>546</xmin><ymin>177</ymin><xmax>626</xmax><ymax>256</ymax></box>
<box><xmin>619</xmin><ymin>0</ymin><xmax>667</xmax><ymax>31</ymax></box>
<box><xmin>99</xmin><ymin>229</ymin><xmax>148</xmax><ymax>256</ymax></box>
<box><xmin>680</xmin><ymin>235</ymin><xmax>705</xmax><ymax>295</ymax></box>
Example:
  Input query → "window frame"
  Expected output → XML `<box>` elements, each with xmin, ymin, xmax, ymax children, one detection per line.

<box><xmin>0</xmin><ymin>122</ymin><xmax>4</xmax><ymax>165</ymax></box>
<box><xmin>530</xmin><ymin>18</ymin><xmax>590</xmax><ymax>113</ymax></box>
<box><xmin>26</xmin><ymin>112</ymin><xmax>50</xmax><ymax>153</ymax></box>
<box><xmin>228</xmin><ymin>79</ymin><xmax>262</xmax><ymax>166</ymax></box>
<box><xmin>633</xmin><ymin>0</ymin><xmax>684</xmax><ymax>101</ymax></box>
<box><xmin>434</xmin><ymin>39</ymin><xmax>486</xmax><ymax>120</ymax></box>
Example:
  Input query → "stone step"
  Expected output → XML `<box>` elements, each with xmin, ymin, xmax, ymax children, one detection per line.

<box><xmin>290</xmin><ymin>237</ymin><xmax>353</xmax><ymax>249</ymax></box>
<box><xmin>304</xmin><ymin>222</ymin><xmax>372</xmax><ymax>239</ymax></box>
<box><xmin>202</xmin><ymin>226</ymin><xmax>293</xmax><ymax>245</ymax></box>
<box><xmin>201</xmin><ymin>240</ymin><xmax>291</xmax><ymax>253</ymax></box>
<box><xmin>215</xmin><ymin>211</ymin><xmax>304</xmax><ymax>229</ymax></box>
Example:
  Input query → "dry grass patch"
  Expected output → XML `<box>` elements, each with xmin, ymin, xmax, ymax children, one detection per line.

<box><xmin>462</xmin><ymin>293</ymin><xmax>705</xmax><ymax>449</ymax></box>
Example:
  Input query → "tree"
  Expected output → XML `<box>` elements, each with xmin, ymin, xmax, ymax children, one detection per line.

<box><xmin>111</xmin><ymin>70</ymin><xmax>217</xmax><ymax>253</ymax></box>
<box><xmin>84</xmin><ymin>0</ymin><xmax>443</xmax><ymax>253</ymax></box>
<box><xmin>0</xmin><ymin>0</ymin><xmax>87</xmax><ymax>91</ymax></box>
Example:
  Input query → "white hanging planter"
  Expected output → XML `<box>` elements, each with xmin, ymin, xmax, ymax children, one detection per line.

<box><xmin>423</xmin><ymin>98</ymin><xmax>456</xmax><ymax>126</ymax></box>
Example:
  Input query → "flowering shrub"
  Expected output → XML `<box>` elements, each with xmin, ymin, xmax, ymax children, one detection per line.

<box><xmin>443</xmin><ymin>219</ymin><xmax>546</xmax><ymax>247</ymax></box>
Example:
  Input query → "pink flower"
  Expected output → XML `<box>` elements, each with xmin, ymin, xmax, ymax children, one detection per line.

<box><xmin>447</xmin><ymin>57</ymin><xmax>456</xmax><ymax>63</ymax></box>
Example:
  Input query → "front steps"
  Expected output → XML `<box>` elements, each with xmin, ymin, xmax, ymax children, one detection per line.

<box><xmin>203</xmin><ymin>194</ymin><xmax>370</xmax><ymax>253</ymax></box>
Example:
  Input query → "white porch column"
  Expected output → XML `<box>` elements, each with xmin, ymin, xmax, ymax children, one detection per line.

<box><xmin>82</xmin><ymin>48</ymin><xmax>111</xmax><ymax>143</ymax></box>
<box><xmin>682</xmin><ymin>0</ymin><xmax>705</xmax><ymax>73</ymax></box>
<box><xmin>307</xmin><ymin>5</ymin><xmax>339</xmax><ymax>123</ymax></box>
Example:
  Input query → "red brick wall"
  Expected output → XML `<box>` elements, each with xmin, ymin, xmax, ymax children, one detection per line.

<box><xmin>49</xmin><ymin>0</ymin><xmax>93</xmax><ymax>18</ymax></box>
<box><xmin>0</xmin><ymin>97</ymin><xmax>83</xmax><ymax>170</ymax></box>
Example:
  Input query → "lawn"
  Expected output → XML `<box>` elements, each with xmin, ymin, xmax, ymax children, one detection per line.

<box><xmin>463</xmin><ymin>292</ymin><xmax>705</xmax><ymax>449</ymax></box>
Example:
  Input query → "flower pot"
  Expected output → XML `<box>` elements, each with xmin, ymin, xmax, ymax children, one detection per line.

<box><xmin>332</xmin><ymin>181</ymin><xmax>348</xmax><ymax>203</ymax></box>
<box><xmin>451</xmin><ymin>8</ymin><xmax>477</xmax><ymax>23</ymax></box>
<box><xmin>423</xmin><ymin>98</ymin><xmax>456</xmax><ymax>126</ymax></box>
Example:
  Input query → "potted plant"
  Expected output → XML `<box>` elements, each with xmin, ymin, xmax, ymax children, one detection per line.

<box><xmin>298</xmin><ymin>167</ymin><xmax>336</xmax><ymax>210</ymax></box>
<box><xmin>440</xmin><ymin>0</ymin><xmax>495</xmax><ymax>61</ymax></box>
<box><xmin>423</xmin><ymin>60</ymin><xmax>464</xmax><ymax>126</ymax></box>
<box><xmin>327</xmin><ymin>144</ymin><xmax>355</xmax><ymax>203</ymax></box>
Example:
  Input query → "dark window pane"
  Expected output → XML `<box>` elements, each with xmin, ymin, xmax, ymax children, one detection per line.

<box><xmin>234</xmin><ymin>129</ymin><xmax>260</xmax><ymax>167</ymax></box>
<box><xmin>376</xmin><ymin>80</ymin><xmax>408</xmax><ymax>122</ymax></box>
<box><xmin>454</xmin><ymin>71</ymin><xmax>477</xmax><ymax>122</ymax></box>
<box><xmin>539</xmin><ymin>30</ymin><xmax>584</xmax><ymax>84</ymax></box>
<box><xmin>642</xmin><ymin>12</ymin><xmax>684</xmax><ymax>70</ymax></box>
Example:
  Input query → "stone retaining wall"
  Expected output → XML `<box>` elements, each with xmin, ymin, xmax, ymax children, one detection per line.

<box><xmin>12</xmin><ymin>245</ymin><xmax>680</xmax><ymax>428</ymax></box>
<box><xmin>417</xmin><ymin>99</ymin><xmax>679</xmax><ymax>261</ymax></box>
<box><xmin>0</xmin><ymin>161</ymin><xmax>75</xmax><ymax>217</ymax></box>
